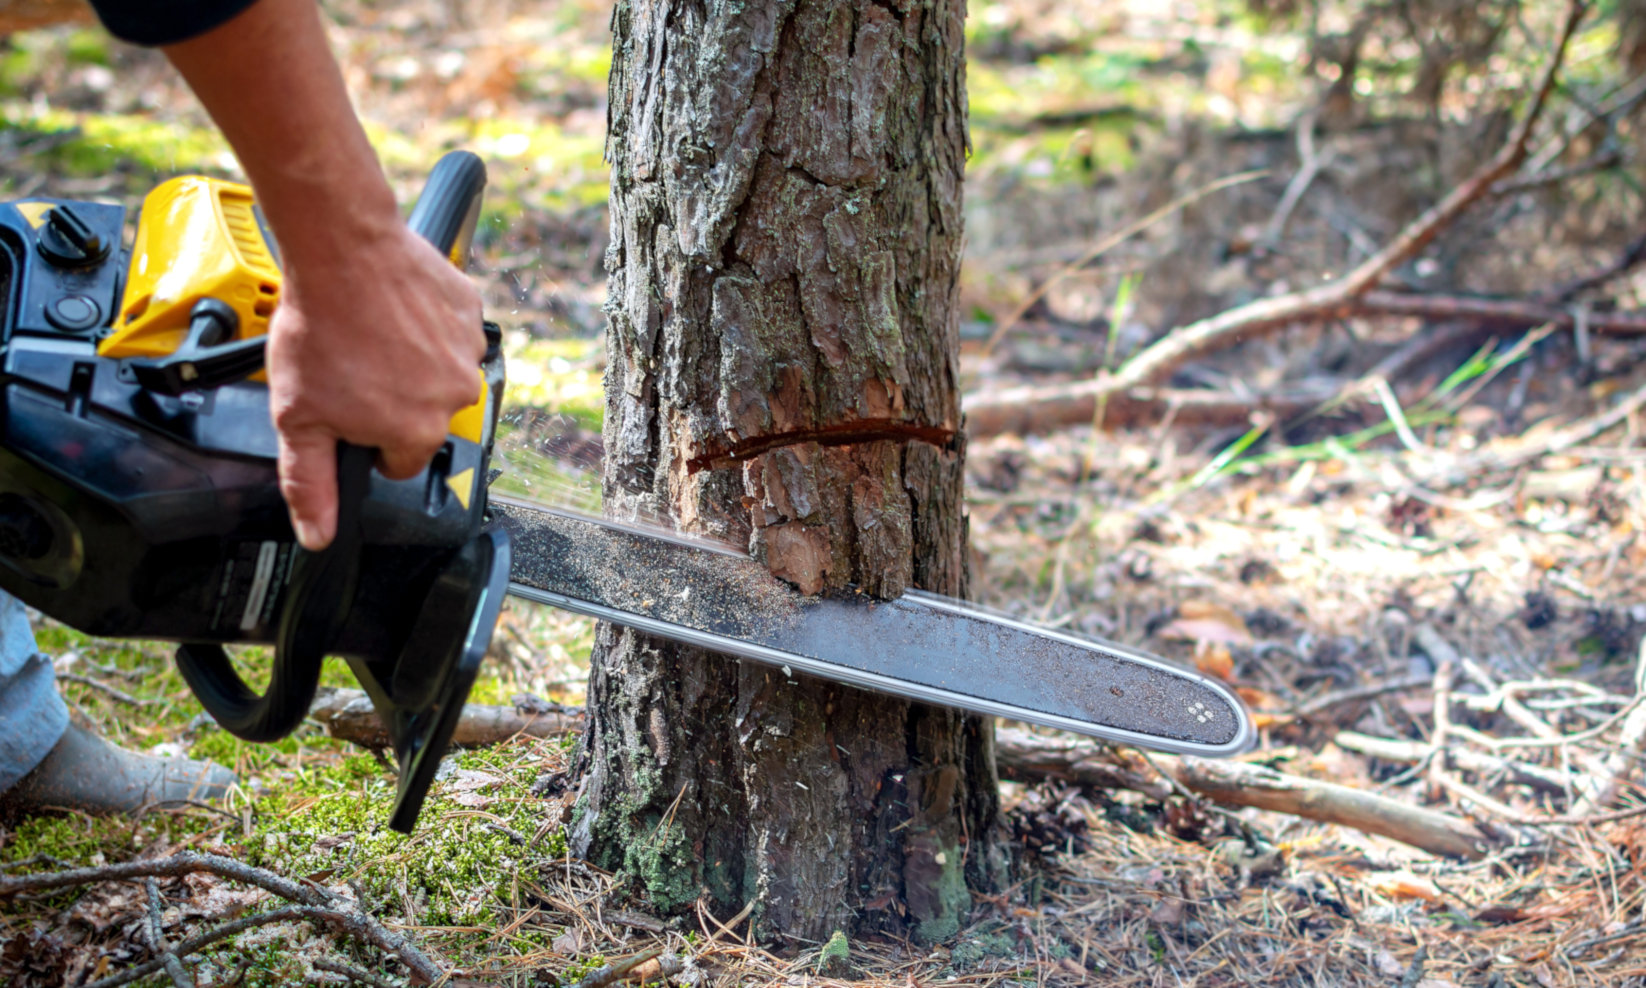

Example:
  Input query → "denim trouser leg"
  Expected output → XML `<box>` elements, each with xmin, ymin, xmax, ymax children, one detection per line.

<box><xmin>0</xmin><ymin>591</ymin><xmax>66</xmax><ymax>792</ymax></box>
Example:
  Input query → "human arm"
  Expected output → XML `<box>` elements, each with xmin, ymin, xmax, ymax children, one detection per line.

<box><xmin>91</xmin><ymin>0</ymin><xmax>487</xmax><ymax>550</ymax></box>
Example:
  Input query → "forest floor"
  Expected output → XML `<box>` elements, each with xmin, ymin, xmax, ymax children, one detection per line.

<box><xmin>6</xmin><ymin>0</ymin><xmax>1646</xmax><ymax>985</ymax></box>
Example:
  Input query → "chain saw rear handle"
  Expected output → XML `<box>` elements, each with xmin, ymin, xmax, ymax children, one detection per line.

<box><xmin>173</xmin><ymin>151</ymin><xmax>490</xmax><ymax>743</ymax></box>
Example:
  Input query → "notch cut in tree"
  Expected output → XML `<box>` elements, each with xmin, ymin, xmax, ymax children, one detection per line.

<box><xmin>571</xmin><ymin>0</ymin><xmax>1007</xmax><ymax>942</ymax></box>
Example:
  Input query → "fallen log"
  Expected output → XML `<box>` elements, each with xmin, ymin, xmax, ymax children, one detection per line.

<box><xmin>307</xmin><ymin>688</ymin><xmax>581</xmax><ymax>749</ymax></box>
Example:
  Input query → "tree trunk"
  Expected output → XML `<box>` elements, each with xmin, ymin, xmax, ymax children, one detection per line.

<box><xmin>572</xmin><ymin>0</ymin><xmax>1005</xmax><ymax>942</ymax></box>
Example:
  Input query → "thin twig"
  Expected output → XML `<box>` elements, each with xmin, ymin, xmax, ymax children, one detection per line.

<box><xmin>314</xmin><ymin>958</ymin><xmax>404</xmax><ymax>988</ymax></box>
<box><xmin>978</xmin><ymin>169</ymin><xmax>1270</xmax><ymax>356</ymax></box>
<box><xmin>1428</xmin><ymin>660</ymin><xmax>1456</xmax><ymax>803</ymax></box>
<box><xmin>1334</xmin><ymin>731</ymin><xmax>1575</xmax><ymax>795</ymax></box>
<box><xmin>1569</xmin><ymin>635</ymin><xmax>1646</xmax><ymax>817</ymax></box>
<box><xmin>1259</xmin><ymin>110</ymin><xmax>1335</xmax><ymax>250</ymax></box>
<box><xmin>144</xmin><ymin>877</ymin><xmax>197</xmax><ymax>988</ymax></box>
<box><xmin>1293</xmin><ymin>674</ymin><xmax>1433</xmax><ymax>719</ymax></box>
<box><xmin>568</xmin><ymin>947</ymin><xmax>663</xmax><ymax>988</ymax></box>
<box><xmin>55</xmin><ymin>671</ymin><xmax>162</xmax><ymax>707</ymax></box>
<box><xmin>0</xmin><ymin>853</ymin><xmax>445</xmax><ymax>984</ymax></box>
<box><xmin>81</xmin><ymin>906</ymin><xmax>318</xmax><ymax>988</ymax></box>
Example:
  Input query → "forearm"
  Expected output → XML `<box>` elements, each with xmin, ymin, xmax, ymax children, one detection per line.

<box><xmin>160</xmin><ymin>0</ymin><xmax>399</xmax><ymax>261</ymax></box>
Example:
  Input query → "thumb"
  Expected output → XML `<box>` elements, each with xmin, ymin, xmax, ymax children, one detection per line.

<box><xmin>278</xmin><ymin>428</ymin><xmax>339</xmax><ymax>552</ymax></box>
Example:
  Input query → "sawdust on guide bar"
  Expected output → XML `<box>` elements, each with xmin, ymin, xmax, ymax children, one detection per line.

<box><xmin>492</xmin><ymin>497</ymin><xmax>1242</xmax><ymax>746</ymax></box>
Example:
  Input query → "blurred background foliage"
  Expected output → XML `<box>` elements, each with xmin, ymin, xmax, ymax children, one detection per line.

<box><xmin>2</xmin><ymin>3</ymin><xmax>1645</xmax><ymax>981</ymax></box>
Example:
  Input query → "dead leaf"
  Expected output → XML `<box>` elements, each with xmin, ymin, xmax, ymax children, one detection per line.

<box><xmin>1160</xmin><ymin>601</ymin><xmax>1253</xmax><ymax>647</ymax></box>
<box><xmin>553</xmin><ymin>928</ymin><xmax>582</xmax><ymax>955</ymax></box>
<box><xmin>1148</xmin><ymin>897</ymin><xmax>1186</xmax><ymax>924</ymax></box>
<box><xmin>1369</xmin><ymin>872</ymin><xmax>1443</xmax><ymax>904</ymax></box>
<box><xmin>445</xmin><ymin>769</ymin><xmax>503</xmax><ymax>793</ymax></box>
<box><xmin>1194</xmin><ymin>642</ymin><xmax>1235</xmax><ymax>681</ymax></box>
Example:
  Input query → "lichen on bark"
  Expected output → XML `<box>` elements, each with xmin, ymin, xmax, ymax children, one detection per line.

<box><xmin>578</xmin><ymin>0</ymin><xmax>1007</xmax><ymax>941</ymax></box>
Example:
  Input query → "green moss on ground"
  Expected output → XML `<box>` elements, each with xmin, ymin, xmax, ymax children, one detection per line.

<box><xmin>240</xmin><ymin>741</ymin><xmax>569</xmax><ymax>929</ymax></box>
<box><xmin>2</xmin><ymin>615</ymin><xmax>585</xmax><ymax>982</ymax></box>
<box><xmin>915</xmin><ymin>839</ymin><xmax>974</xmax><ymax>944</ymax></box>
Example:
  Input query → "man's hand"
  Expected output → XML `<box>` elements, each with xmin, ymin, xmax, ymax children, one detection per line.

<box><xmin>162</xmin><ymin>0</ymin><xmax>486</xmax><ymax>550</ymax></box>
<box><xmin>268</xmin><ymin>223</ymin><xmax>485</xmax><ymax>551</ymax></box>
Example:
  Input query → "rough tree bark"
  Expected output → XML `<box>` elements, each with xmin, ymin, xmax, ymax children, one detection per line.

<box><xmin>570</xmin><ymin>0</ymin><xmax>1007</xmax><ymax>942</ymax></box>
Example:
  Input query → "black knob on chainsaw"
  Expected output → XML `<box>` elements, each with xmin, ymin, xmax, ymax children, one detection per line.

<box><xmin>126</xmin><ymin>299</ymin><xmax>265</xmax><ymax>396</ymax></box>
<box><xmin>37</xmin><ymin>205</ymin><xmax>110</xmax><ymax>268</ymax></box>
<box><xmin>0</xmin><ymin>494</ymin><xmax>53</xmax><ymax>560</ymax></box>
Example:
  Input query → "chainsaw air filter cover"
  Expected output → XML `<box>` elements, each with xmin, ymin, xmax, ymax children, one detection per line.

<box><xmin>0</xmin><ymin>152</ymin><xmax>508</xmax><ymax>831</ymax></box>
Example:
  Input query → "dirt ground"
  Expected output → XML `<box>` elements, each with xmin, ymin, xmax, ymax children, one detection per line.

<box><xmin>6</xmin><ymin>0</ymin><xmax>1646</xmax><ymax>985</ymax></box>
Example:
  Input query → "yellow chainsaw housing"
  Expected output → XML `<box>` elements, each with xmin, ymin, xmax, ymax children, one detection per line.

<box><xmin>98</xmin><ymin>175</ymin><xmax>487</xmax><ymax>443</ymax></box>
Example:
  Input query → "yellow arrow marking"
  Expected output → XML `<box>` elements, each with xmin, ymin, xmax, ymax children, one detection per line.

<box><xmin>447</xmin><ymin>467</ymin><xmax>475</xmax><ymax>511</ymax></box>
<box><xmin>16</xmin><ymin>202</ymin><xmax>52</xmax><ymax>229</ymax></box>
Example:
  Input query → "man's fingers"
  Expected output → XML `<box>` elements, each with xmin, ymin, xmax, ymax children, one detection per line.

<box><xmin>278</xmin><ymin>430</ymin><xmax>339</xmax><ymax>551</ymax></box>
<box><xmin>377</xmin><ymin>440</ymin><xmax>441</xmax><ymax>481</ymax></box>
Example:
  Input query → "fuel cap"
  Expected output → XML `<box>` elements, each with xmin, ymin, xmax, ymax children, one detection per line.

<box><xmin>37</xmin><ymin>205</ymin><xmax>110</xmax><ymax>268</ymax></box>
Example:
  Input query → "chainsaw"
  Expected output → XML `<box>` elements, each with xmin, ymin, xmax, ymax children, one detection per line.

<box><xmin>0</xmin><ymin>152</ymin><xmax>1255</xmax><ymax>832</ymax></box>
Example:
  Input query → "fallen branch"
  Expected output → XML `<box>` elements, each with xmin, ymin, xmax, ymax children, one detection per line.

<box><xmin>962</xmin><ymin>295</ymin><xmax>1646</xmax><ymax>439</ymax></box>
<box><xmin>1102</xmin><ymin>2</ymin><xmax>1581</xmax><ymax>391</ymax></box>
<box><xmin>0</xmin><ymin>853</ymin><xmax>445</xmax><ymax>985</ymax></box>
<box><xmin>964</xmin><ymin>3</ymin><xmax>1592</xmax><ymax>440</ymax></box>
<box><xmin>994</xmin><ymin>727</ymin><xmax>1170</xmax><ymax>799</ymax></box>
<box><xmin>1355</xmin><ymin>291</ymin><xmax>1646</xmax><ymax>335</ymax></box>
<box><xmin>568</xmin><ymin>948</ymin><xmax>678</xmax><ymax>988</ymax></box>
<box><xmin>1170</xmin><ymin>757</ymin><xmax>1492</xmax><ymax>859</ymax></box>
<box><xmin>313</xmin><ymin>958</ymin><xmax>403</xmax><ymax>988</ymax></box>
<box><xmin>964</xmin><ymin>383</ymin><xmax>1346</xmax><ymax>441</ymax></box>
<box><xmin>994</xmin><ymin>727</ymin><xmax>1492</xmax><ymax>858</ymax></box>
<box><xmin>309</xmin><ymin>688</ymin><xmax>580</xmax><ymax>749</ymax></box>
<box><xmin>1258</xmin><ymin>110</ymin><xmax>1334</xmax><ymax>251</ymax></box>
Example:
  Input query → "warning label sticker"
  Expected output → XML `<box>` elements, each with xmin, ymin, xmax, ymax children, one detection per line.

<box><xmin>212</xmin><ymin>540</ymin><xmax>297</xmax><ymax>635</ymax></box>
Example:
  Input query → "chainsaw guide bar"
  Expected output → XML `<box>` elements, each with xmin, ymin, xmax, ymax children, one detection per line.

<box><xmin>494</xmin><ymin>496</ymin><xmax>1256</xmax><ymax>756</ymax></box>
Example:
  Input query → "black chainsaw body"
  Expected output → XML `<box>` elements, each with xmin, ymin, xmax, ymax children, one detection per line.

<box><xmin>0</xmin><ymin>152</ymin><xmax>509</xmax><ymax>831</ymax></box>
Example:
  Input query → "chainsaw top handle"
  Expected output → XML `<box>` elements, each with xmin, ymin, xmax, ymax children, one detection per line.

<box><xmin>172</xmin><ymin>150</ymin><xmax>489</xmax><ymax>743</ymax></box>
